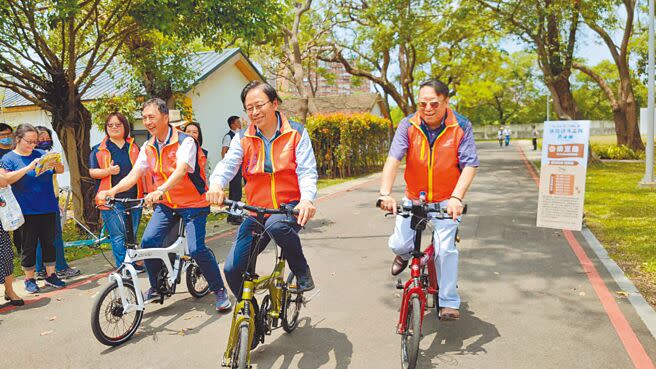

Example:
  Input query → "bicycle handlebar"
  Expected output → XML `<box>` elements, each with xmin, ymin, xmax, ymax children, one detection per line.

<box><xmin>375</xmin><ymin>198</ymin><xmax>467</xmax><ymax>217</ymax></box>
<box><xmin>223</xmin><ymin>199</ymin><xmax>300</xmax><ymax>216</ymax></box>
<box><xmin>104</xmin><ymin>197</ymin><xmax>145</xmax><ymax>207</ymax></box>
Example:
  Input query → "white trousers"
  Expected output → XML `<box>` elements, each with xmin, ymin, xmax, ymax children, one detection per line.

<box><xmin>388</xmin><ymin>200</ymin><xmax>461</xmax><ymax>309</ymax></box>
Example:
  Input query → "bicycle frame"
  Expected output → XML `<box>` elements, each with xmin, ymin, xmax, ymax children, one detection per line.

<box><xmin>223</xmin><ymin>258</ymin><xmax>287</xmax><ymax>365</ymax></box>
<box><xmin>395</xmin><ymin>202</ymin><xmax>447</xmax><ymax>335</ymax></box>
<box><xmin>105</xmin><ymin>204</ymin><xmax>191</xmax><ymax>315</ymax></box>
<box><xmin>222</xmin><ymin>203</ymin><xmax>293</xmax><ymax>367</ymax></box>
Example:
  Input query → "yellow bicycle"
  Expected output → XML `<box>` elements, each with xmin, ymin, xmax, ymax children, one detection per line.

<box><xmin>221</xmin><ymin>200</ymin><xmax>305</xmax><ymax>369</ymax></box>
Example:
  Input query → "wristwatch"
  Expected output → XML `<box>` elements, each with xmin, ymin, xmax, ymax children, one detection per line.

<box><xmin>379</xmin><ymin>191</ymin><xmax>391</xmax><ymax>197</ymax></box>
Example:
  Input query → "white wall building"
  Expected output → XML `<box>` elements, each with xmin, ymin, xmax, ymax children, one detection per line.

<box><xmin>0</xmin><ymin>49</ymin><xmax>264</xmax><ymax>188</ymax></box>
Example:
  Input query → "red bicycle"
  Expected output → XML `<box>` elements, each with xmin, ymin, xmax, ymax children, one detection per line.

<box><xmin>377</xmin><ymin>196</ymin><xmax>465</xmax><ymax>369</ymax></box>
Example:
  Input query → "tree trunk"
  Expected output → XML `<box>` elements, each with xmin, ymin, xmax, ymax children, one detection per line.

<box><xmin>51</xmin><ymin>101</ymin><xmax>100</xmax><ymax>232</ymax></box>
<box><xmin>548</xmin><ymin>76</ymin><xmax>581</xmax><ymax>120</ymax></box>
<box><xmin>617</xmin><ymin>81</ymin><xmax>644</xmax><ymax>151</ymax></box>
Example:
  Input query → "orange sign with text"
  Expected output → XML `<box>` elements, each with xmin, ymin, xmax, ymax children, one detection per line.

<box><xmin>547</xmin><ymin>144</ymin><xmax>585</xmax><ymax>159</ymax></box>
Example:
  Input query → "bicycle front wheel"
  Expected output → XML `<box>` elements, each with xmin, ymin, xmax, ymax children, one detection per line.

<box><xmin>282</xmin><ymin>273</ymin><xmax>303</xmax><ymax>333</ymax></box>
<box><xmin>91</xmin><ymin>278</ymin><xmax>143</xmax><ymax>346</ymax></box>
<box><xmin>230</xmin><ymin>322</ymin><xmax>250</xmax><ymax>369</ymax></box>
<box><xmin>401</xmin><ymin>294</ymin><xmax>422</xmax><ymax>369</ymax></box>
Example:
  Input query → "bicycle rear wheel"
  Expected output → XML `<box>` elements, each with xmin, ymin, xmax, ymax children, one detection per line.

<box><xmin>282</xmin><ymin>272</ymin><xmax>303</xmax><ymax>333</ymax></box>
<box><xmin>401</xmin><ymin>294</ymin><xmax>422</xmax><ymax>369</ymax></box>
<box><xmin>91</xmin><ymin>278</ymin><xmax>143</xmax><ymax>346</ymax></box>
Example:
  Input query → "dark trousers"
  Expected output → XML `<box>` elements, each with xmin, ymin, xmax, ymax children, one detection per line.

<box><xmin>140</xmin><ymin>204</ymin><xmax>225</xmax><ymax>292</ymax></box>
<box><xmin>532</xmin><ymin>138</ymin><xmax>538</xmax><ymax>150</ymax></box>
<box><xmin>17</xmin><ymin>213</ymin><xmax>56</xmax><ymax>270</ymax></box>
<box><xmin>223</xmin><ymin>201</ymin><xmax>309</xmax><ymax>296</ymax></box>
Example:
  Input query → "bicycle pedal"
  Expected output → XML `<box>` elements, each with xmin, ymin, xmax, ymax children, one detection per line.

<box><xmin>395</xmin><ymin>279</ymin><xmax>404</xmax><ymax>290</ymax></box>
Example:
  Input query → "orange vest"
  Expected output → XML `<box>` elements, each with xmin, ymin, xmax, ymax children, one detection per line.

<box><xmin>94</xmin><ymin>136</ymin><xmax>143</xmax><ymax>210</ymax></box>
<box><xmin>144</xmin><ymin>128</ymin><xmax>209</xmax><ymax>208</ymax></box>
<box><xmin>241</xmin><ymin>113</ymin><xmax>302</xmax><ymax>209</ymax></box>
<box><xmin>404</xmin><ymin>108</ymin><xmax>465</xmax><ymax>202</ymax></box>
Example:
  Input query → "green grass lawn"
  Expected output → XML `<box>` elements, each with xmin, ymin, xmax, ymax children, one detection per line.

<box><xmin>12</xmin><ymin>175</ymin><xmax>367</xmax><ymax>277</ymax></box>
<box><xmin>584</xmin><ymin>162</ymin><xmax>656</xmax><ymax>306</ymax></box>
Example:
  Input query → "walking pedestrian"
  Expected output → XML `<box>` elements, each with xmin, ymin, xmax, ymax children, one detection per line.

<box><xmin>532</xmin><ymin>125</ymin><xmax>539</xmax><ymax>151</ymax></box>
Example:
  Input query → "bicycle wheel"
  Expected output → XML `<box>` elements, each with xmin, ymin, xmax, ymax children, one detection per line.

<box><xmin>400</xmin><ymin>294</ymin><xmax>422</xmax><ymax>369</ymax></box>
<box><xmin>91</xmin><ymin>278</ymin><xmax>143</xmax><ymax>346</ymax></box>
<box><xmin>230</xmin><ymin>322</ymin><xmax>250</xmax><ymax>369</ymax></box>
<box><xmin>282</xmin><ymin>273</ymin><xmax>303</xmax><ymax>333</ymax></box>
<box><xmin>186</xmin><ymin>262</ymin><xmax>210</xmax><ymax>298</ymax></box>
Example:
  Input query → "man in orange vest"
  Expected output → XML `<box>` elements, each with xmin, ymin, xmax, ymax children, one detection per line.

<box><xmin>98</xmin><ymin>98</ymin><xmax>231</xmax><ymax>312</ymax></box>
<box><xmin>206</xmin><ymin>81</ymin><xmax>318</xmax><ymax>296</ymax></box>
<box><xmin>377</xmin><ymin>79</ymin><xmax>479</xmax><ymax>321</ymax></box>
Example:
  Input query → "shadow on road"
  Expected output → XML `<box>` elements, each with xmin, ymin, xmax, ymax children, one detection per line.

<box><xmin>252</xmin><ymin>317</ymin><xmax>353</xmax><ymax>369</ymax></box>
<box><xmin>418</xmin><ymin>302</ymin><xmax>500</xmax><ymax>367</ymax></box>
<box><xmin>98</xmin><ymin>295</ymin><xmax>224</xmax><ymax>354</ymax></box>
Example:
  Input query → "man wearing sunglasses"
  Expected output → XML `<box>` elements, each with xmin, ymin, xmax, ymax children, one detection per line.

<box><xmin>377</xmin><ymin>79</ymin><xmax>479</xmax><ymax>321</ymax></box>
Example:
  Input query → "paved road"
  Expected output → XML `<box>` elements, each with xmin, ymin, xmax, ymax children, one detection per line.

<box><xmin>1</xmin><ymin>141</ymin><xmax>655</xmax><ymax>369</ymax></box>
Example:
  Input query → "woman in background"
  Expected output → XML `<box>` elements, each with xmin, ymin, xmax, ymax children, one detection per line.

<box><xmin>34</xmin><ymin>126</ymin><xmax>80</xmax><ymax>280</ymax></box>
<box><xmin>90</xmin><ymin>113</ymin><xmax>144</xmax><ymax>268</ymax></box>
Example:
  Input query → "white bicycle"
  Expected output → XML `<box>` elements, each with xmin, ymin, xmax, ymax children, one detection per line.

<box><xmin>90</xmin><ymin>197</ymin><xmax>214</xmax><ymax>346</ymax></box>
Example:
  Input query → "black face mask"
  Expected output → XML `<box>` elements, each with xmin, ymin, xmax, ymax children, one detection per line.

<box><xmin>37</xmin><ymin>140</ymin><xmax>53</xmax><ymax>151</ymax></box>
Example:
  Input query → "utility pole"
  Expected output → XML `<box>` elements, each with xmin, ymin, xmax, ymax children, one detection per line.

<box><xmin>642</xmin><ymin>0</ymin><xmax>655</xmax><ymax>187</ymax></box>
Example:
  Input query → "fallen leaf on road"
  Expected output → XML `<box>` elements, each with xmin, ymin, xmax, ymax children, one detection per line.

<box><xmin>578</xmin><ymin>291</ymin><xmax>586</xmax><ymax>296</ymax></box>
<box><xmin>331</xmin><ymin>272</ymin><xmax>335</xmax><ymax>276</ymax></box>
<box><xmin>616</xmin><ymin>291</ymin><xmax>630</xmax><ymax>298</ymax></box>
<box><xmin>176</xmin><ymin>328</ymin><xmax>194</xmax><ymax>336</ymax></box>
<box><xmin>40</xmin><ymin>330</ymin><xmax>53</xmax><ymax>336</ymax></box>
<box><xmin>56</xmin><ymin>298</ymin><xmax>63</xmax><ymax>302</ymax></box>
<box><xmin>48</xmin><ymin>316</ymin><xmax>57</xmax><ymax>321</ymax></box>
<box><xmin>493</xmin><ymin>272</ymin><xmax>500</xmax><ymax>275</ymax></box>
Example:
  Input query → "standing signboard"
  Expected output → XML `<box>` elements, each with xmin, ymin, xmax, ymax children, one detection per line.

<box><xmin>536</xmin><ymin>120</ymin><xmax>591</xmax><ymax>231</ymax></box>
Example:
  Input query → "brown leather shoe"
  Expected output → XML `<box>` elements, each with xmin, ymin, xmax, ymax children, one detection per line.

<box><xmin>391</xmin><ymin>255</ymin><xmax>409</xmax><ymax>276</ymax></box>
<box><xmin>439</xmin><ymin>307</ymin><xmax>460</xmax><ymax>321</ymax></box>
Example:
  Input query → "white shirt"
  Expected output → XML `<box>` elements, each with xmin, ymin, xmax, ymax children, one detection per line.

<box><xmin>134</xmin><ymin>128</ymin><xmax>197</xmax><ymax>173</ymax></box>
<box><xmin>222</xmin><ymin>129</ymin><xmax>239</xmax><ymax>149</ymax></box>
<box><xmin>210</xmin><ymin>127</ymin><xmax>318</xmax><ymax>202</ymax></box>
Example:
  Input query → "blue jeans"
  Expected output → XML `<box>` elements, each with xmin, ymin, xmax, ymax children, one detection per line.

<box><xmin>36</xmin><ymin>211</ymin><xmax>68</xmax><ymax>272</ymax></box>
<box><xmin>224</xmin><ymin>203</ymin><xmax>309</xmax><ymax>296</ymax></box>
<box><xmin>140</xmin><ymin>204</ymin><xmax>225</xmax><ymax>292</ymax></box>
<box><xmin>101</xmin><ymin>203</ymin><xmax>143</xmax><ymax>267</ymax></box>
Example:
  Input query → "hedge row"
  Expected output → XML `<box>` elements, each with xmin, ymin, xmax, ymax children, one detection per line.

<box><xmin>306</xmin><ymin>113</ymin><xmax>392</xmax><ymax>178</ymax></box>
<box><xmin>591</xmin><ymin>143</ymin><xmax>646</xmax><ymax>160</ymax></box>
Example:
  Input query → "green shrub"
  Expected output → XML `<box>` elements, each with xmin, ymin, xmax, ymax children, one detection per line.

<box><xmin>306</xmin><ymin>113</ymin><xmax>392</xmax><ymax>177</ymax></box>
<box><xmin>591</xmin><ymin>143</ymin><xmax>645</xmax><ymax>160</ymax></box>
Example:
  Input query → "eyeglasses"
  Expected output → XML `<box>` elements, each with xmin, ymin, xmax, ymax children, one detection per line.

<box><xmin>244</xmin><ymin>101</ymin><xmax>272</xmax><ymax>114</ymax></box>
<box><xmin>21</xmin><ymin>138</ymin><xmax>37</xmax><ymax>145</ymax></box>
<box><xmin>106</xmin><ymin>123</ymin><xmax>123</xmax><ymax>128</ymax></box>
<box><xmin>417</xmin><ymin>101</ymin><xmax>443</xmax><ymax>109</ymax></box>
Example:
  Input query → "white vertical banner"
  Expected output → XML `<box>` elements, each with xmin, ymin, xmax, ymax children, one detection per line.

<box><xmin>536</xmin><ymin>120</ymin><xmax>591</xmax><ymax>231</ymax></box>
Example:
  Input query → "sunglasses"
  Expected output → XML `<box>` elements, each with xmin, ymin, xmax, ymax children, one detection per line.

<box><xmin>417</xmin><ymin>101</ymin><xmax>443</xmax><ymax>109</ymax></box>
